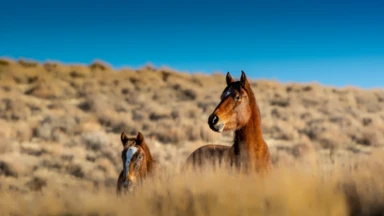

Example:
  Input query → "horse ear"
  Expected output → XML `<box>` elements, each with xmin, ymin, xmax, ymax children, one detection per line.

<box><xmin>240</xmin><ymin>70</ymin><xmax>249</xmax><ymax>87</ymax></box>
<box><xmin>121</xmin><ymin>132</ymin><xmax>129</xmax><ymax>147</ymax></box>
<box><xmin>226</xmin><ymin>72</ymin><xmax>235</xmax><ymax>85</ymax></box>
<box><xmin>136</xmin><ymin>131</ymin><xmax>145</xmax><ymax>144</ymax></box>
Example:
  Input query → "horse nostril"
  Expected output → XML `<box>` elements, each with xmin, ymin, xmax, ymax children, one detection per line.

<box><xmin>124</xmin><ymin>180</ymin><xmax>133</xmax><ymax>189</ymax></box>
<box><xmin>210</xmin><ymin>115</ymin><xmax>219</xmax><ymax>125</ymax></box>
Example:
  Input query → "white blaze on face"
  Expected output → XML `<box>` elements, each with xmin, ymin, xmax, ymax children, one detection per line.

<box><xmin>124</xmin><ymin>146</ymin><xmax>138</xmax><ymax>183</ymax></box>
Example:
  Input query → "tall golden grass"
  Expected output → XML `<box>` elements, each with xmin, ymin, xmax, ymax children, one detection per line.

<box><xmin>0</xmin><ymin>163</ymin><xmax>346</xmax><ymax>216</ymax></box>
<box><xmin>1</xmin><ymin>149</ymin><xmax>384</xmax><ymax>215</ymax></box>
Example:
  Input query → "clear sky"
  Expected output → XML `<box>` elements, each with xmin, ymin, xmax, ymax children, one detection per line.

<box><xmin>0</xmin><ymin>0</ymin><xmax>383</xmax><ymax>88</ymax></box>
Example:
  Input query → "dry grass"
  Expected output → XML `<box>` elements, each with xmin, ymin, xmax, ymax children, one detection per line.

<box><xmin>0</xmin><ymin>58</ymin><xmax>384</xmax><ymax>215</ymax></box>
<box><xmin>1</xmin><ymin>153</ymin><xmax>384</xmax><ymax>216</ymax></box>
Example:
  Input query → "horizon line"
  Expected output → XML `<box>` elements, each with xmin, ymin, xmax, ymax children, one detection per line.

<box><xmin>1</xmin><ymin>56</ymin><xmax>383</xmax><ymax>91</ymax></box>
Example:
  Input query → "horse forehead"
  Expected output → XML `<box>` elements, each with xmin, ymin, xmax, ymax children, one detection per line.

<box><xmin>223</xmin><ymin>88</ymin><xmax>232</xmax><ymax>98</ymax></box>
<box><xmin>223</xmin><ymin>86</ymin><xmax>236</xmax><ymax>97</ymax></box>
<box><xmin>125</xmin><ymin>146</ymin><xmax>139</xmax><ymax>160</ymax></box>
<box><xmin>126</xmin><ymin>139</ymin><xmax>137</xmax><ymax>146</ymax></box>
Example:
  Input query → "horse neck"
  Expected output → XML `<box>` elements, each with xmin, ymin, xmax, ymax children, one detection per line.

<box><xmin>233</xmin><ymin>91</ymin><xmax>266</xmax><ymax>155</ymax></box>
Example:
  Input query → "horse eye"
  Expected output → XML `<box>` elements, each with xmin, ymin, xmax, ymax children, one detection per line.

<box><xmin>138</xmin><ymin>155</ymin><xmax>143</xmax><ymax>160</ymax></box>
<box><xmin>235</xmin><ymin>95</ymin><xmax>241</xmax><ymax>100</ymax></box>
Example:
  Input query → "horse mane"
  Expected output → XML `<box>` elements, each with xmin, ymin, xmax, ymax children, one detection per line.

<box><xmin>243</xmin><ymin>79</ymin><xmax>261</xmax><ymax>123</ymax></box>
<box><xmin>231</xmin><ymin>72</ymin><xmax>266</xmax><ymax>159</ymax></box>
<box><xmin>138</xmin><ymin>139</ymin><xmax>155</xmax><ymax>173</ymax></box>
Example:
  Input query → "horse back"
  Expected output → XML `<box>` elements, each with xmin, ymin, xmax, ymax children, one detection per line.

<box><xmin>183</xmin><ymin>144</ymin><xmax>230</xmax><ymax>170</ymax></box>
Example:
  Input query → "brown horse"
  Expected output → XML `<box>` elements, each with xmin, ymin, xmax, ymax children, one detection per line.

<box><xmin>184</xmin><ymin>71</ymin><xmax>271</xmax><ymax>173</ymax></box>
<box><xmin>116</xmin><ymin>131</ymin><xmax>156</xmax><ymax>195</ymax></box>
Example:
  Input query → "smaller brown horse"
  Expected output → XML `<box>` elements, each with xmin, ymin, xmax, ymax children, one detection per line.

<box><xmin>116</xmin><ymin>131</ymin><xmax>155</xmax><ymax>195</ymax></box>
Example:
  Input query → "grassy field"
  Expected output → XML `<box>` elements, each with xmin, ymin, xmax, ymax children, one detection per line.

<box><xmin>0</xmin><ymin>58</ymin><xmax>384</xmax><ymax>215</ymax></box>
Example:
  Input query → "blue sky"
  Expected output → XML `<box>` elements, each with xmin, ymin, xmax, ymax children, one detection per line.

<box><xmin>0</xmin><ymin>0</ymin><xmax>383</xmax><ymax>88</ymax></box>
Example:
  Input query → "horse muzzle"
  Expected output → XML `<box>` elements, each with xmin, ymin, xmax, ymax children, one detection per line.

<box><xmin>123</xmin><ymin>180</ymin><xmax>134</xmax><ymax>192</ymax></box>
<box><xmin>208</xmin><ymin>114</ymin><xmax>225</xmax><ymax>133</ymax></box>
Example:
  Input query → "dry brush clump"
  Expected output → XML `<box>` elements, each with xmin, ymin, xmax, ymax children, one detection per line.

<box><xmin>0</xmin><ymin>58</ymin><xmax>384</xmax><ymax>215</ymax></box>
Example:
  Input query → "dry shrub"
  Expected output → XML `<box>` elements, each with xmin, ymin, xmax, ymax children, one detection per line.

<box><xmin>25</xmin><ymin>79</ymin><xmax>76</xmax><ymax>99</ymax></box>
<box><xmin>43</xmin><ymin>61</ymin><xmax>59</xmax><ymax>70</ymax></box>
<box><xmin>149</xmin><ymin>108</ymin><xmax>172</xmax><ymax>121</ymax></box>
<box><xmin>270</xmin><ymin>93</ymin><xmax>290</xmax><ymax>107</ymax></box>
<box><xmin>1</xmin><ymin>64</ymin><xmax>37</xmax><ymax>84</ymax></box>
<box><xmin>147</xmin><ymin>118</ymin><xmax>215</xmax><ymax>144</ymax></box>
<box><xmin>74</xmin><ymin>119</ymin><xmax>103</xmax><ymax>134</ymax></box>
<box><xmin>12</xmin><ymin>121</ymin><xmax>34</xmax><ymax>142</ymax></box>
<box><xmin>32</xmin><ymin>113</ymin><xmax>77</xmax><ymax>143</ymax></box>
<box><xmin>0</xmin><ymin>152</ymin><xmax>39</xmax><ymax>178</ymax></box>
<box><xmin>89</xmin><ymin>60</ymin><xmax>111</xmax><ymax>71</ymax></box>
<box><xmin>150</xmin><ymin>125</ymin><xmax>188</xmax><ymax>144</ymax></box>
<box><xmin>20</xmin><ymin>142</ymin><xmax>48</xmax><ymax>157</ymax></box>
<box><xmin>18</xmin><ymin>58</ymin><xmax>39</xmax><ymax>68</ymax></box>
<box><xmin>346</xmin><ymin>124</ymin><xmax>384</xmax><ymax>148</ymax></box>
<box><xmin>68</xmin><ymin>65</ymin><xmax>91</xmax><ymax>78</ymax></box>
<box><xmin>0</xmin><ymin>119</ymin><xmax>13</xmax><ymax>139</ymax></box>
<box><xmin>78</xmin><ymin>94</ymin><xmax>138</xmax><ymax>134</ymax></box>
<box><xmin>316</xmin><ymin>126</ymin><xmax>351</xmax><ymax>150</ymax></box>
<box><xmin>96</xmin><ymin>108</ymin><xmax>137</xmax><ymax>133</ymax></box>
<box><xmin>268</xmin><ymin>120</ymin><xmax>299</xmax><ymax>141</ymax></box>
<box><xmin>136</xmin><ymin>67</ymin><xmax>164</xmax><ymax>84</ymax></box>
<box><xmin>0</xmin><ymin>58</ymin><xmax>13</xmax><ymax>66</ymax></box>
<box><xmin>81</xmin><ymin>131</ymin><xmax>110</xmax><ymax>151</ymax></box>
<box><xmin>0</xmin><ymin>97</ymin><xmax>31</xmax><ymax>122</ymax></box>
<box><xmin>25</xmin><ymin>176</ymin><xmax>47</xmax><ymax>191</ymax></box>
<box><xmin>354</xmin><ymin>90</ymin><xmax>383</xmax><ymax>113</ymax></box>
<box><xmin>271</xmin><ymin>135</ymin><xmax>316</xmax><ymax>162</ymax></box>
<box><xmin>95</xmin><ymin>157</ymin><xmax>118</xmax><ymax>177</ymax></box>
<box><xmin>0</xmin><ymin>137</ymin><xmax>13</xmax><ymax>154</ymax></box>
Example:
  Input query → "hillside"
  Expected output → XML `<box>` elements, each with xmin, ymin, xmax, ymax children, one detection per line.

<box><xmin>0</xmin><ymin>58</ymin><xmax>384</xmax><ymax>215</ymax></box>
